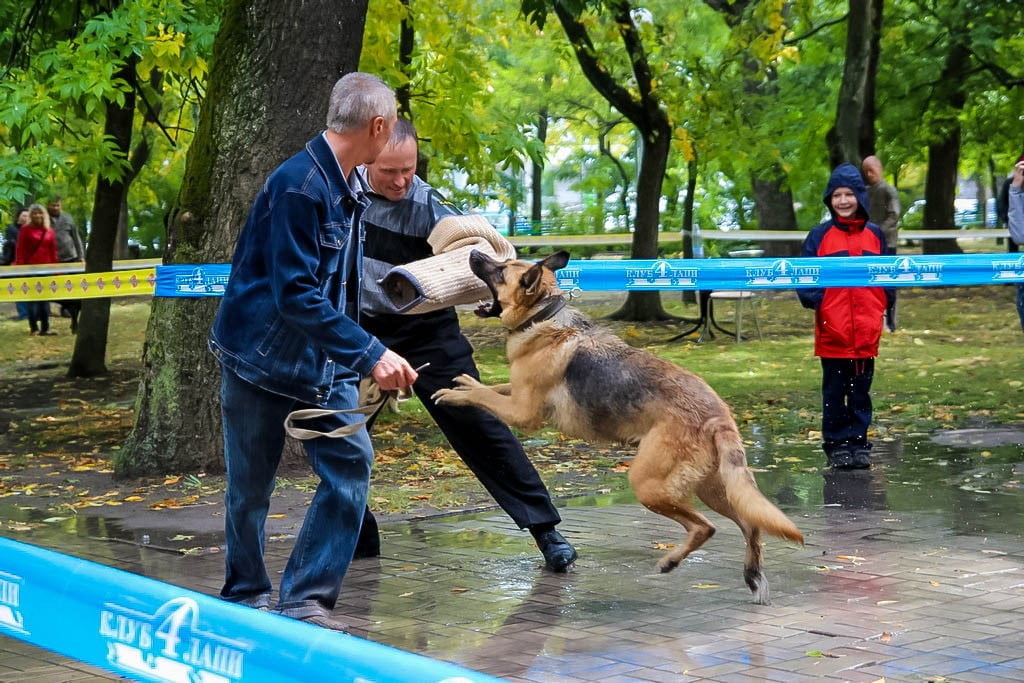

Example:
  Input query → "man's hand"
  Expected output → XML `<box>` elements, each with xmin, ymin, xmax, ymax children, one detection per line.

<box><xmin>371</xmin><ymin>348</ymin><xmax>418</xmax><ymax>391</ymax></box>
<box><xmin>1012</xmin><ymin>161</ymin><xmax>1024</xmax><ymax>189</ymax></box>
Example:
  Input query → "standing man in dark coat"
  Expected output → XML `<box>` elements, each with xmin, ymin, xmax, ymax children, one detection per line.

<box><xmin>862</xmin><ymin>156</ymin><xmax>900</xmax><ymax>332</ymax></box>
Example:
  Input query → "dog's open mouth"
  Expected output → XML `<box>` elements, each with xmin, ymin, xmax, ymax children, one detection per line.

<box><xmin>475</xmin><ymin>280</ymin><xmax>502</xmax><ymax>318</ymax></box>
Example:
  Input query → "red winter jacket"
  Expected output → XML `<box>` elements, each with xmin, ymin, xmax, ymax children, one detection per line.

<box><xmin>797</xmin><ymin>164</ymin><xmax>893</xmax><ymax>359</ymax></box>
<box><xmin>14</xmin><ymin>224</ymin><xmax>58</xmax><ymax>266</ymax></box>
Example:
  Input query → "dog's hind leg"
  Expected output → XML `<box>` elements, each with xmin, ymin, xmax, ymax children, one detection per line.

<box><xmin>630</xmin><ymin>428</ymin><xmax>716</xmax><ymax>573</ymax></box>
<box><xmin>697</xmin><ymin>480</ymin><xmax>770</xmax><ymax>605</ymax></box>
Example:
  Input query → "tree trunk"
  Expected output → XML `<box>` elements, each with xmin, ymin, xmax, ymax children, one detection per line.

<box><xmin>681</xmin><ymin>156</ymin><xmax>698</xmax><ymax>305</ymax></box>
<box><xmin>608</xmin><ymin>125</ymin><xmax>673</xmax><ymax>321</ymax></box>
<box><xmin>826</xmin><ymin>0</ymin><xmax>876</xmax><ymax>168</ymax></box>
<box><xmin>531</xmin><ymin>104</ymin><xmax>548</xmax><ymax>225</ymax></box>
<box><xmin>547</xmin><ymin>0</ymin><xmax>673</xmax><ymax>320</ymax></box>
<box><xmin>68</xmin><ymin>60</ymin><xmax>136</xmax><ymax>379</ymax></box>
<box><xmin>859</xmin><ymin>0</ymin><xmax>882</xmax><ymax>157</ymax></box>
<box><xmin>118</xmin><ymin>0</ymin><xmax>370</xmax><ymax>476</ymax></box>
<box><xmin>752</xmin><ymin>163</ymin><xmax>799</xmax><ymax>257</ymax></box>
<box><xmin>921</xmin><ymin>41</ymin><xmax>969</xmax><ymax>255</ymax></box>
<box><xmin>923</xmin><ymin>131</ymin><xmax>963</xmax><ymax>254</ymax></box>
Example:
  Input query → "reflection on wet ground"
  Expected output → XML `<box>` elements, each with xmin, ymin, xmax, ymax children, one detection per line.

<box><xmin>2</xmin><ymin>431</ymin><xmax>1023</xmax><ymax>681</ymax></box>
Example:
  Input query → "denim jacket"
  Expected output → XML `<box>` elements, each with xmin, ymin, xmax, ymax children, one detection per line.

<box><xmin>209</xmin><ymin>133</ymin><xmax>386</xmax><ymax>405</ymax></box>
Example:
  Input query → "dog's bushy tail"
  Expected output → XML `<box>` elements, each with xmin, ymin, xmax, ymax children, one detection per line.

<box><xmin>712</xmin><ymin>422</ymin><xmax>804</xmax><ymax>544</ymax></box>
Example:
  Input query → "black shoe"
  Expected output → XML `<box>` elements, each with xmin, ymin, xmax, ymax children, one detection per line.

<box><xmin>828</xmin><ymin>446</ymin><xmax>855</xmax><ymax>470</ymax></box>
<box><xmin>850</xmin><ymin>447</ymin><xmax>872</xmax><ymax>469</ymax></box>
<box><xmin>352</xmin><ymin>537</ymin><xmax>380</xmax><ymax>559</ymax></box>
<box><xmin>531</xmin><ymin>528</ymin><xmax>577</xmax><ymax>571</ymax></box>
<box><xmin>353</xmin><ymin>507</ymin><xmax>381</xmax><ymax>558</ymax></box>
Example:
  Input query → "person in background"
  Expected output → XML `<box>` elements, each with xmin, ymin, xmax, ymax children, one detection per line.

<box><xmin>47</xmin><ymin>196</ymin><xmax>84</xmax><ymax>263</ymax></box>
<box><xmin>47</xmin><ymin>196</ymin><xmax>84</xmax><ymax>331</ymax></box>
<box><xmin>208</xmin><ymin>72</ymin><xmax>417</xmax><ymax>632</ymax></box>
<box><xmin>798</xmin><ymin>164</ymin><xmax>893</xmax><ymax>470</ymax></box>
<box><xmin>1006</xmin><ymin>158</ymin><xmax>1024</xmax><ymax>331</ymax></box>
<box><xmin>354</xmin><ymin>118</ymin><xmax>577</xmax><ymax>571</ymax></box>
<box><xmin>14</xmin><ymin>204</ymin><xmax>59</xmax><ymax>335</ymax></box>
<box><xmin>996</xmin><ymin>154</ymin><xmax>1024</xmax><ymax>239</ymax></box>
<box><xmin>1</xmin><ymin>208</ymin><xmax>31</xmax><ymax>321</ymax></box>
<box><xmin>862</xmin><ymin>156</ymin><xmax>901</xmax><ymax>332</ymax></box>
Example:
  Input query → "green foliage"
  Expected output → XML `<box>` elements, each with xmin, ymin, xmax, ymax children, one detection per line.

<box><xmin>0</xmin><ymin>1</ymin><xmax>218</xmax><ymax>223</ymax></box>
<box><xmin>3</xmin><ymin>0</ymin><xmax>1022</xmax><ymax>243</ymax></box>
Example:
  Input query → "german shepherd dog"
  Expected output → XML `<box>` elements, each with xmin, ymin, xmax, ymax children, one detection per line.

<box><xmin>433</xmin><ymin>250</ymin><xmax>804</xmax><ymax>604</ymax></box>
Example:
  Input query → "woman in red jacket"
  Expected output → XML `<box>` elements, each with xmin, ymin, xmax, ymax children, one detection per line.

<box><xmin>14</xmin><ymin>203</ymin><xmax>59</xmax><ymax>336</ymax></box>
<box><xmin>798</xmin><ymin>164</ymin><xmax>894</xmax><ymax>470</ymax></box>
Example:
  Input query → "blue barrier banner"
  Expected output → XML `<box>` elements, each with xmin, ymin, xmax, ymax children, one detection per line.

<box><xmin>156</xmin><ymin>264</ymin><xmax>232</xmax><ymax>297</ymax></box>
<box><xmin>0</xmin><ymin>537</ymin><xmax>498</xmax><ymax>683</ymax></box>
<box><xmin>551</xmin><ymin>254</ymin><xmax>1024</xmax><ymax>291</ymax></box>
<box><xmin>155</xmin><ymin>255</ymin><xmax>1024</xmax><ymax>298</ymax></box>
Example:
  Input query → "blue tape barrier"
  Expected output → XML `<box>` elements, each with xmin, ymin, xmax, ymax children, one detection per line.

<box><xmin>0</xmin><ymin>537</ymin><xmax>499</xmax><ymax>683</ymax></box>
<box><xmin>155</xmin><ymin>254</ymin><xmax>1024</xmax><ymax>298</ymax></box>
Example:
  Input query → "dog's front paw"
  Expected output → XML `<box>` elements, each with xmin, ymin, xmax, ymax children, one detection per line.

<box><xmin>432</xmin><ymin>387</ymin><xmax>469</xmax><ymax>406</ymax></box>
<box><xmin>451</xmin><ymin>374</ymin><xmax>484</xmax><ymax>389</ymax></box>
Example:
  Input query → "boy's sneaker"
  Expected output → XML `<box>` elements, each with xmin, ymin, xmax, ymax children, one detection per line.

<box><xmin>828</xmin><ymin>446</ymin><xmax>855</xmax><ymax>470</ymax></box>
<box><xmin>850</xmin><ymin>447</ymin><xmax>872</xmax><ymax>469</ymax></box>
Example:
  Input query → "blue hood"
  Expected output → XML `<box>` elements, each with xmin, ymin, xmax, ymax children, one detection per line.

<box><xmin>822</xmin><ymin>163</ymin><xmax>869</xmax><ymax>220</ymax></box>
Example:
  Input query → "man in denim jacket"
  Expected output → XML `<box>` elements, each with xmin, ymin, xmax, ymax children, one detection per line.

<box><xmin>209</xmin><ymin>72</ymin><xmax>419</xmax><ymax>631</ymax></box>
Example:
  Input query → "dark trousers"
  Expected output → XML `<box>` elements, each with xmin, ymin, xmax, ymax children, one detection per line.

<box><xmin>59</xmin><ymin>299</ymin><xmax>81</xmax><ymax>333</ymax></box>
<box><xmin>26</xmin><ymin>301</ymin><xmax>49</xmax><ymax>333</ymax></box>
<box><xmin>820</xmin><ymin>357</ymin><xmax>874</xmax><ymax>454</ymax></box>
<box><xmin>1016</xmin><ymin>284</ymin><xmax>1024</xmax><ymax>330</ymax></box>
<box><xmin>885</xmin><ymin>291</ymin><xmax>898</xmax><ymax>332</ymax></box>
<box><xmin>359</xmin><ymin>317</ymin><xmax>561</xmax><ymax>546</ymax></box>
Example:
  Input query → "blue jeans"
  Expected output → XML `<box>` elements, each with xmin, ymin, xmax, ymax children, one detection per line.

<box><xmin>219</xmin><ymin>368</ymin><xmax>372</xmax><ymax>618</ymax></box>
<box><xmin>25</xmin><ymin>301</ymin><xmax>49</xmax><ymax>333</ymax></box>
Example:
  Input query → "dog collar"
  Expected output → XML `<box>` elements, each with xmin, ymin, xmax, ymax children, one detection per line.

<box><xmin>514</xmin><ymin>295</ymin><xmax>567</xmax><ymax>332</ymax></box>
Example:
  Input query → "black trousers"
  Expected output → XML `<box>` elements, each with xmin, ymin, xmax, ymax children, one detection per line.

<box><xmin>359</xmin><ymin>315</ymin><xmax>561</xmax><ymax>541</ymax></box>
<box><xmin>820</xmin><ymin>357</ymin><xmax>874</xmax><ymax>454</ymax></box>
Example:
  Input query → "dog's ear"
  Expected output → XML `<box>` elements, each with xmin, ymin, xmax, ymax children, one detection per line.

<box><xmin>539</xmin><ymin>251</ymin><xmax>570</xmax><ymax>272</ymax></box>
<box><xmin>520</xmin><ymin>263</ymin><xmax>544</xmax><ymax>296</ymax></box>
<box><xmin>522</xmin><ymin>251</ymin><xmax>568</xmax><ymax>295</ymax></box>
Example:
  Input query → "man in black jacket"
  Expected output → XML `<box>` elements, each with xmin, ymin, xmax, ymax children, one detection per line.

<box><xmin>354</xmin><ymin>118</ymin><xmax>577</xmax><ymax>571</ymax></box>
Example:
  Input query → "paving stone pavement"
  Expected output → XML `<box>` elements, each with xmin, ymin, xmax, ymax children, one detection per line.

<box><xmin>2</xmin><ymin>476</ymin><xmax>1023</xmax><ymax>682</ymax></box>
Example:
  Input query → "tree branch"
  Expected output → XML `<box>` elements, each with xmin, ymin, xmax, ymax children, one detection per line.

<box><xmin>550</xmin><ymin>0</ymin><xmax>646</xmax><ymax>126</ymax></box>
<box><xmin>782</xmin><ymin>14</ymin><xmax>848</xmax><ymax>46</ymax></box>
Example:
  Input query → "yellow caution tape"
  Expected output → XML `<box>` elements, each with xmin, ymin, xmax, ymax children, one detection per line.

<box><xmin>0</xmin><ymin>268</ymin><xmax>156</xmax><ymax>302</ymax></box>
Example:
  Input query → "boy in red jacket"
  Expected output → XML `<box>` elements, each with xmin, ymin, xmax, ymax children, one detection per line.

<box><xmin>14</xmin><ymin>203</ymin><xmax>59</xmax><ymax>336</ymax></box>
<box><xmin>798</xmin><ymin>164</ymin><xmax>894</xmax><ymax>470</ymax></box>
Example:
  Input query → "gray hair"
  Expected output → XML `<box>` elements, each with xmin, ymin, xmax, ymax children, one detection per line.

<box><xmin>325</xmin><ymin>72</ymin><xmax>396</xmax><ymax>133</ymax></box>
